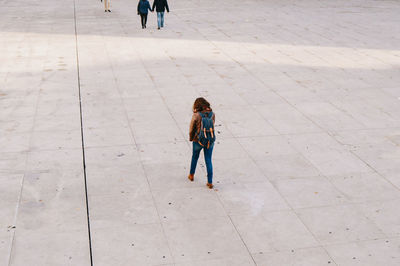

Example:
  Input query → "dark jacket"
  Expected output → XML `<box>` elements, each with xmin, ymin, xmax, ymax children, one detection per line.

<box><xmin>138</xmin><ymin>0</ymin><xmax>152</xmax><ymax>14</ymax></box>
<box><xmin>152</xmin><ymin>0</ymin><xmax>169</xmax><ymax>12</ymax></box>
<box><xmin>189</xmin><ymin>109</ymin><xmax>215</xmax><ymax>142</ymax></box>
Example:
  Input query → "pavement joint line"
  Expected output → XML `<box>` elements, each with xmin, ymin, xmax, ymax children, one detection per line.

<box><xmin>73</xmin><ymin>0</ymin><xmax>94</xmax><ymax>265</ymax></box>
<box><xmin>7</xmin><ymin>172</ymin><xmax>24</xmax><ymax>266</ymax></box>
<box><xmin>349</xmin><ymin>149</ymin><xmax>400</xmax><ymax>193</ymax></box>
<box><xmin>7</xmin><ymin>28</ymin><xmax>49</xmax><ymax>266</ymax></box>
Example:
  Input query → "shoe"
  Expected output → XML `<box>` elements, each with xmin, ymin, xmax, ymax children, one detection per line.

<box><xmin>188</xmin><ymin>174</ymin><xmax>194</xmax><ymax>181</ymax></box>
<box><xmin>108</xmin><ymin>9</ymin><xmax>111</xmax><ymax>12</ymax></box>
<box><xmin>206</xmin><ymin>183</ymin><xmax>213</xmax><ymax>189</ymax></box>
<box><xmin>158</xmin><ymin>27</ymin><xmax>160</xmax><ymax>30</ymax></box>
<box><xmin>105</xmin><ymin>10</ymin><xmax>107</xmax><ymax>12</ymax></box>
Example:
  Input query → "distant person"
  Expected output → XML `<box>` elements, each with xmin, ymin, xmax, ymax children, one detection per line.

<box><xmin>104</xmin><ymin>0</ymin><xmax>111</xmax><ymax>12</ymax></box>
<box><xmin>188</xmin><ymin>97</ymin><xmax>216</xmax><ymax>189</ymax></box>
<box><xmin>152</xmin><ymin>0</ymin><xmax>169</xmax><ymax>30</ymax></box>
<box><xmin>137</xmin><ymin>0</ymin><xmax>152</xmax><ymax>29</ymax></box>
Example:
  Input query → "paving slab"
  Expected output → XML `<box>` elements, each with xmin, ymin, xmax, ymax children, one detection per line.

<box><xmin>1</xmin><ymin>0</ymin><xmax>400</xmax><ymax>265</ymax></box>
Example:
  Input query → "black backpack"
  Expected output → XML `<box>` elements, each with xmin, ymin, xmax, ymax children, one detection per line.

<box><xmin>197</xmin><ymin>111</ymin><xmax>215</xmax><ymax>149</ymax></box>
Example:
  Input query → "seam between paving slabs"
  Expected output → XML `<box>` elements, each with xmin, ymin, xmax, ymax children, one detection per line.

<box><xmin>73</xmin><ymin>0</ymin><xmax>94</xmax><ymax>265</ymax></box>
<box><xmin>7</xmin><ymin>23</ymin><xmax>50</xmax><ymax>265</ymax></box>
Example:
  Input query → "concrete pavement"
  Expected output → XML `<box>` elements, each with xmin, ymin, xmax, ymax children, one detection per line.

<box><xmin>1</xmin><ymin>0</ymin><xmax>400</xmax><ymax>265</ymax></box>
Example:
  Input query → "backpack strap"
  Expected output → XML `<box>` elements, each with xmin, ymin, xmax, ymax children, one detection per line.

<box><xmin>203</xmin><ymin>111</ymin><xmax>213</xmax><ymax>118</ymax></box>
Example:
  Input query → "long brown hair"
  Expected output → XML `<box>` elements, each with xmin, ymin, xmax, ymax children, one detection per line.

<box><xmin>193</xmin><ymin>97</ymin><xmax>212</xmax><ymax>113</ymax></box>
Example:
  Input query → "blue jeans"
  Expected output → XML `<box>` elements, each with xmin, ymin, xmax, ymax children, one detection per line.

<box><xmin>157</xmin><ymin>12</ymin><xmax>164</xmax><ymax>28</ymax></box>
<box><xmin>190</xmin><ymin>142</ymin><xmax>214</xmax><ymax>184</ymax></box>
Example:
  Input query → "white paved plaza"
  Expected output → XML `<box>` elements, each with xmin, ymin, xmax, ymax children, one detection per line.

<box><xmin>1</xmin><ymin>0</ymin><xmax>400</xmax><ymax>265</ymax></box>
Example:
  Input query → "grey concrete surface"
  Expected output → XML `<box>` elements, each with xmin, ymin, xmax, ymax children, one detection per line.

<box><xmin>1</xmin><ymin>0</ymin><xmax>400</xmax><ymax>265</ymax></box>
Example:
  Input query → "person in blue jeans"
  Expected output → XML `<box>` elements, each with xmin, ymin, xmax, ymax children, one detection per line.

<box><xmin>152</xmin><ymin>0</ymin><xmax>169</xmax><ymax>30</ymax></box>
<box><xmin>188</xmin><ymin>98</ymin><xmax>216</xmax><ymax>189</ymax></box>
<box><xmin>137</xmin><ymin>0</ymin><xmax>153</xmax><ymax>29</ymax></box>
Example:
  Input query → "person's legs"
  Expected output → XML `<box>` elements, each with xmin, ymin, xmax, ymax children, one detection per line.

<box><xmin>157</xmin><ymin>12</ymin><xmax>161</xmax><ymax>29</ymax></box>
<box><xmin>203</xmin><ymin>143</ymin><xmax>214</xmax><ymax>184</ymax></box>
<box><xmin>190</xmin><ymin>142</ymin><xmax>203</xmax><ymax>176</ymax></box>
<box><xmin>160</xmin><ymin>12</ymin><xmax>164</xmax><ymax>27</ymax></box>
<box><xmin>144</xmin><ymin>13</ymin><xmax>148</xmax><ymax>27</ymax></box>
<box><xmin>140</xmin><ymin>13</ymin><xmax>145</xmax><ymax>28</ymax></box>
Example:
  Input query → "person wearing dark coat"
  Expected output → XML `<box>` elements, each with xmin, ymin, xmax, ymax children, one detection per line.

<box><xmin>152</xmin><ymin>0</ymin><xmax>169</xmax><ymax>29</ymax></box>
<box><xmin>137</xmin><ymin>0</ymin><xmax>152</xmax><ymax>29</ymax></box>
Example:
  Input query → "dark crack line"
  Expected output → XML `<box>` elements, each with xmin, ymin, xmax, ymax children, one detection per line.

<box><xmin>73</xmin><ymin>0</ymin><xmax>94</xmax><ymax>265</ymax></box>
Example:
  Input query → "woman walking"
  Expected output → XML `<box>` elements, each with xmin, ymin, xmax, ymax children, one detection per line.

<box><xmin>188</xmin><ymin>98</ymin><xmax>216</xmax><ymax>189</ymax></box>
<box><xmin>104</xmin><ymin>0</ymin><xmax>111</xmax><ymax>12</ymax></box>
<box><xmin>137</xmin><ymin>0</ymin><xmax>152</xmax><ymax>29</ymax></box>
